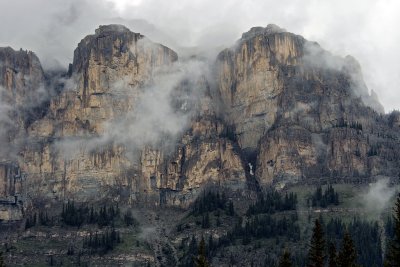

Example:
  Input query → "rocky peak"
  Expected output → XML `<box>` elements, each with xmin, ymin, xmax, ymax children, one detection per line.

<box><xmin>0</xmin><ymin>46</ymin><xmax>45</xmax><ymax>132</ymax></box>
<box><xmin>241</xmin><ymin>24</ymin><xmax>287</xmax><ymax>40</ymax></box>
<box><xmin>0</xmin><ymin>47</ymin><xmax>42</xmax><ymax>70</ymax></box>
<box><xmin>217</xmin><ymin>26</ymin><xmax>397</xmax><ymax>187</ymax></box>
<box><xmin>72</xmin><ymin>24</ymin><xmax>143</xmax><ymax>74</ymax></box>
<box><xmin>70</xmin><ymin>24</ymin><xmax>178</xmax><ymax>109</ymax></box>
<box><xmin>0</xmin><ymin>47</ymin><xmax>44</xmax><ymax>98</ymax></box>
<box><xmin>95</xmin><ymin>24</ymin><xmax>133</xmax><ymax>35</ymax></box>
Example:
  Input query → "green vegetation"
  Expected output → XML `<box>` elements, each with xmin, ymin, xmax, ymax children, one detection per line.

<box><xmin>328</xmin><ymin>242</ymin><xmax>338</xmax><ymax>267</ymax></box>
<box><xmin>337</xmin><ymin>232</ymin><xmax>359</xmax><ymax>267</ymax></box>
<box><xmin>194</xmin><ymin>237</ymin><xmax>210</xmax><ymax>267</ymax></box>
<box><xmin>177</xmin><ymin>184</ymin><xmax>396</xmax><ymax>266</ymax></box>
<box><xmin>0</xmin><ymin>252</ymin><xmax>4</xmax><ymax>267</ymax></box>
<box><xmin>307</xmin><ymin>219</ymin><xmax>325</xmax><ymax>267</ymax></box>
<box><xmin>218</xmin><ymin>213</ymin><xmax>300</xmax><ymax>246</ymax></box>
<box><xmin>246</xmin><ymin>189</ymin><xmax>297</xmax><ymax>215</ymax></box>
<box><xmin>61</xmin><ymin>201</ymin><xmax>121</xmax><ymax>227</ymax></box>
<box><xmin>308</xmin><ymin>185</ymin><xmax>339</xmax><ymax>208</ymax></box>
<box><xmin>190</xmin><ymin>190</ymin><xmax>234</xmax><ymax>216</ymax></box>
<box><xmin>324</xmin><ymin>217</ymin><xmax>382</xmax><ymax>266</ymax></box>
<box><xmin>9</xmin><ymin>184</ymin><xmax>400</xmax><ymax>266</ymax></box>
<box><xmin>334</xmin><ymin>119</ymin><xmax>363</xmax><ymax>131</ymax></box>
<box><xmin>25</xmin><ymin>211</ymin><xmax>54</xmax><ymax>229</ymax></box>
<box><xmin>279</xmin><ymin>249</ymin><xmax>293</xmax><ymax>267</ymax></box>
<box><xmin>384</xmin><ymin>193</ymin><xmax>400</xmax><ymax>267</ymax></box>
<box><xmin>82</xmin><ymin>228</ymin><xmax>122</xmax><ymax>255</ymax></box>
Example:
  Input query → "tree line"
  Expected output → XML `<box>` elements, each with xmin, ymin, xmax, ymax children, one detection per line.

<box><xmin>82</xmin><ymin>228</ymin><xmax>122</xmax><ymax>255</ymax></box>
<box><xmin>308</xmin><ymin>185</ymin><xmax>339</xmax><ymax>208</ymax></box>
<box><xmin>190</xmin><ymin>191</ymin><xmax>234</xmax><ymax>216</ymax></box>
<box><xmin>246</xmin><ymin>190</ymin><xmax>297</xmax><ymax>215</ymax></box>
<box><xmin>60</xmin><ymin>201</ymin><xmax>137</xmax><ymax>228</ymax></box>
<box><xmin>182</xmin><ymin>189</ymin><xmax>400</xmax><ymax>267</ymax></box>
<box><xmin>281</xmin><ymin>193</ymin><xmax>400</xmax><ymax>267</ymax></box>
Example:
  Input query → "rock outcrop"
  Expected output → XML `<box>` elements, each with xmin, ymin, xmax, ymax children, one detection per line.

<box><xmin>0</xmin><ymin>25</ymin><xmax>246</xmax><ymax>208</ymax></box>
<box><xmin>216</xmin><ymin>24</ymin><xmax>399</xmax><ymax>187</ymax></box>
<box><xmin>0</xmin><ymin>47</ymin><xmax>46</xmax><ymax>159</ymax></box>
<box><xmin>0</xmin><ymin>24</ymin><xmax>399</xmax><ymax>214</ymax></box>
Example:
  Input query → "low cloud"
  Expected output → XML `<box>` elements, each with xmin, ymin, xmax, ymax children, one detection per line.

<box><xmin>0</xmin><ymin>0</ymin><xmax>399</xmax><ymax>111</ymax></box>
<box><xmin>302</xmin><ymin>42</ymin><xmax>383</xmax><ymax>112</ymax></box>
<box><xmin>361</xmin><ymin>179</ymin><xmax>397</xmax><ymax>216</ymax></box>
<box><xmin>0</xmin><ymin>87</ymin><xmax>16</xmax><ymax>160</ymax></box>
<box><xmin>55</xmin><ymin>58</ymin><xmax>209</xmax><ymax>160</ymax></box>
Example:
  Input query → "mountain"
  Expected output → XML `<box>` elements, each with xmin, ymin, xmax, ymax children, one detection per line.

<box><xmin>216</xmin><ymin>24</ymin><xmax>395</xmax><ymax>187</ymax></box>
<box><xmin>0</xmin><ymin>24</ymin><xmax>399</xmax><ymax>217</ymax></box>
<box><xmin>1</xmin><ymin>23</ymin><xmax>400</xmax><ymax>267</ymax></box>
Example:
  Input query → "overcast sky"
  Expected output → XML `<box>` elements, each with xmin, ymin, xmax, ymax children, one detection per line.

<box><xmin>0</xmin><ymin>0</ymin><xmax>399</xmax><ymax>112</ymax></box>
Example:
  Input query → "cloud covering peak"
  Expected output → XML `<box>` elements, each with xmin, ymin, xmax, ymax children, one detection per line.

<box><xmin>0</xmin><ymin>0</ymin><xmax>399</xmax><ymax>111</ymax></box>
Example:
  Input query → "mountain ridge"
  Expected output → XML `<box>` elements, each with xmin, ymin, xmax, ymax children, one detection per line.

<box><xmin>0</xmin><ymin>24</ymin><xmax>398</xmax><ymax>220</ymax></box>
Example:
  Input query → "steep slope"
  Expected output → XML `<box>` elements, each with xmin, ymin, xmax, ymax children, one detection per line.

<box><xmin>3</xmin><ymin>25</ymin><xmax>246</xmax><ymax>206</ymax></box>
<box><xmin>0</xmin><ymin>47</ymin><xmax>46</xmax><ymax>219</ymax></box>
<box><xmin>0</xmin><ymin>47</ymin><xmax>46</xmax><ymax>158</ymax></box>
<box><xmin>0</xmin><ymin>24</ymin><xmax>398</xmax><ymax>214</ymax></box>
<box><xmin>216</xmin><ymin>24</ymin><xmax>399</xmax><ymax>187</ymax></box>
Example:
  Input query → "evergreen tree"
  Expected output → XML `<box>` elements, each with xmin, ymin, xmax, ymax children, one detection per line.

<box><xmin>201</xmin><ymin>213</ymin><xmax>210</xmax><ymax>229</ymax></box>
<box><xmin>385</xmin><ymin>193</ymin><xmax>400</xmax><ymax>267</ymax></box>
<box><xmin>308</xmin><ymin>219</ymin><xmax>325</xmax><ymax>267</ymax></box>
<box><xmin>338</xmin><ymin>231</ymin><xmax>359</xmax><ymax>267</ymax></box>
<box><xmin>328</xmin><ymin>242</ymin><xmax>338</xmax><ymax>267</ymax></box>
<box><xmin>0</xmin><ymin>252</ymin><xmax>5</xmax><ymax>267</ymax></box>
<box><xmin>194</xmin><ymin>238</ymin><xmax>210</xmax><ymax>267</ymax></box>
<box><xmin>278</xmin><ymin>249</ymin><xmax>292</xmax><ymax>267</ymax></box>
<box><xmin>227</xmin><ymin>201</ymin><xmax>235</xmax><ymax>216</ymax></box>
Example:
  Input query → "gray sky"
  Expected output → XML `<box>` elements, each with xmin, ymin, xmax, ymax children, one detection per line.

<box><xmin>0</xmin><ymin>0</ymin><xmax>399</xmax><ymax>111</ymax></box>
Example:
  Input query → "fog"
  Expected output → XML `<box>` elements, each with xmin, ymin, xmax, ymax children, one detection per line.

<box><xmin>54</xmin><ymin>54</ymin><xmax>208</xmax><ymax>161</ymax></box>
<box><xmin>361</xmin><ymin>179</ymin><xmax>397</xmax><ymax>217</ymax></box>
<box><xmin>0</xmin><ymin>0</ymin><xmax>399</xmax><ymax>111</ymax></box>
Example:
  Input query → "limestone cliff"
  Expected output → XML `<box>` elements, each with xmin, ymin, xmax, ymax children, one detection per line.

<box><xmin>0</xmin><ymin>47</ymin><xmax>44</xmax><ymax>107</ymax></box>
<box><xmin>0</xmin><ymin>47</ymin><xmax>46</xmax><ymax>158</ymax></box>
<box><xmin>0</xmin><ymin>25</ymin><xmax>246</xmax><ymax>208</ymax></box>
<box><xmin>0</xmin><ymin>24</ymin><xmax>398</xmax><ymax>215</ymax></box>
<box><xmin>0</xmin><ymin>47</ymin><xmax>44</xmax><ymax>219</ymax></box>
<box><xmin>216</xmin><ymin>24</ymin><xmax>399</xmax><ymax>187</ymax></box>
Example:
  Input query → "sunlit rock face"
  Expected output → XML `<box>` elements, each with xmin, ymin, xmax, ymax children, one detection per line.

<box><xmin>217</xmin><ymin>24</ymin><xmax>398</xmax><ymax>187</ymax></box>
<box><xmin>0</xmin><ymin>23</ymin><xmax>398</xmax><ymax>212</ymax></box>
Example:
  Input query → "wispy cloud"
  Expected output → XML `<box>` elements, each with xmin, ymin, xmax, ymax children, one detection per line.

<box><xmin>0</xmin><ymin>0</ymin><xmax>399</xmax><ymax>111</ymax></box>
<box><xmin>54</xmin><ymin>57</ymin><xmax>209</xmax><ymax>160</ymax></box>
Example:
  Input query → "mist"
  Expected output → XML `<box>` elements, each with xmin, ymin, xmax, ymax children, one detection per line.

<box><xmin>361</xmin><ymin>179</ymin><xmax>397</xmax><ymax>217</ymax></box>
<box><xmin>0</xmin><ymin>0</ymin><xmax>399</xmax><ymax>111</ymax></box>
<box><xmin>55</xmin><ymin>56</ymin><xmax>209</xmax><ymax>160</ymax></box>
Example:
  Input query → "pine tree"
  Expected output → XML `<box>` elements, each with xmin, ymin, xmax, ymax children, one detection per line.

<box><xmin>278</xmin><ymin>249</ymin><xmax>292</xmax><ymax>267</ymax></box>
<box><xmin>338</xmin><ymin>231</ymin><xmax>359</xmax><ymax>267</ymax></box>
<box><xmin>227</xmin><ymin>201</ymin><xmax>235</xmax><ymax>216</ymax></box>
<box><xmin>328</xmin><ymin>242</ymin><xmax>338</xmax><ymax>267</ymax></box>
<box><xmin>194</xmin><ymin>237</ymin><xmax>210</xmax><ymax>267</ymax></box>
<box><xmin>201</xmin><ymin>213</ymin><xmax>210</xmax><ymax>229</ymax></box>
<box><xmin>385</xmin><ymin>193</ymin><xmax>400</xmax><ymax>267</ymax></box>
<box><xmin>0</xmin><ymin>252</ymin><xmax>5</xmax><ymax>267</ymax></box>
<box><xmin>308</xmin><ymin>219</ymin><xmax>325</xmax><ymax>267</ymax></box>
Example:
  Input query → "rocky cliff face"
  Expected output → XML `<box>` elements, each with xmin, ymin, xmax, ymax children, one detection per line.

<box><xmin>0</xmin><ymin>25</ymin><xmax>246</xmax><ymax>208</ymax></box>
<box><xmin>216</xmin><ymin>24</ymin><xmax>398</xmax><ymax>187</ymax></box>
<box><xmin>0</xmin><ymin>24</ymin><xmax>398</xmax><ymax>214</ymax></box>
<box><xmin>0</xmin><ymin>48</ymin><xmax>45</xmax><ymax>219</ymax></box>
<box><xmin>0</xmin><ymin>47</ymin><xmax>46</xmax><ymax>159</ymax></box>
